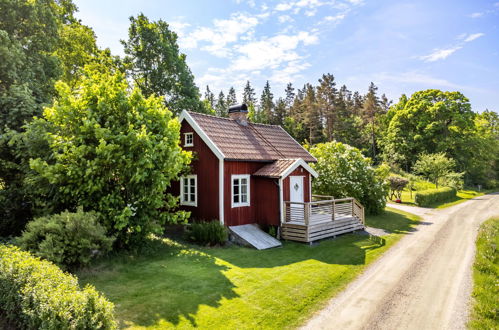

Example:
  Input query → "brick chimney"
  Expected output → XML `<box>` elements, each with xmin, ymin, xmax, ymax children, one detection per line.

<box><xmin>228</xmin><ymin>104</ymin><xmax>249</xmax><ymax>126</ymax></box>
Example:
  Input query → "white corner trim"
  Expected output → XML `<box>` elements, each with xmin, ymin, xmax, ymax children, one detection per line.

<box><xmin>279</xmin><ymin>178</ymin><xmax>284</xmax><ymax>224</ymax></box>
<box><xmin>179</xmin><ymin>110</ymin><xmax>225</xmax><ymax>160</ymax></box>
<box><xmin>219</xmin><ymin>159</ymin><xmax>224</xmax><ymax>225</ymax></box>
<box><xmin>281</xmin><ymin>158</ymin><xmax>319</xmax><ymax>179</ymax></box>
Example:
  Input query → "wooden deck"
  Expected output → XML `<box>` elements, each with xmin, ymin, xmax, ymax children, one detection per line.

<box><xmin>281</xmin><ymin>197</ymin><xmax>365</xmax><ymax>243</ymax></box>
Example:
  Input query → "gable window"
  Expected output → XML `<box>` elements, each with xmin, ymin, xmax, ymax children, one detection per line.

<box><xmin>232</xmin><ymin>175</ymin><xmax>250</xmax><ymax>208</ymax></box>
<box><xmin>184</xmin><ymin>132</ymin><xmax>194</xmax><ymax>147</ymax></box>
<box><xmin>180</xmin><ymin>175</ymin><xmax>197</xmax><ymax>206</ymax></box>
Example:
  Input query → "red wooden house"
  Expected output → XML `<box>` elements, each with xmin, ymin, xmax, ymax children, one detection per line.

<box><xmin>173</xmin><ymin>105</ymin><xmax>365</xmax><ymax>243</ymax></box>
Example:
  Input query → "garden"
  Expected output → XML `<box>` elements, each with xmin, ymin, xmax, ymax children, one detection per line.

<box><xmin>76</xmin><ymin>208</ymin><xmax>419</xmax><ymax>329</ymax></box>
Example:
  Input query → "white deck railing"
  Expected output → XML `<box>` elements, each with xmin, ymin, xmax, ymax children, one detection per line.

<box><xmin>284</xmin><ymin>197</ymin><xmax>365</xmax><ymax>226</ymax></box>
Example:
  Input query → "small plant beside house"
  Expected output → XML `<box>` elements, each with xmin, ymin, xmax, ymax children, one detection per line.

<box><xmin>185</xmin><ymin>221</ymin><xmax>228</xmax><ymax>246</ymax></box>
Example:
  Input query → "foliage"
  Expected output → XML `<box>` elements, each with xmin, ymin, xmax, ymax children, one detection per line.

<box><xmin>0</xmin><ymin>244</ymin><xmax>116</xmax><ymax>329</ymax></box>
<box><xmin>16</xmin><ymin>208</ymin><xmax>114</xmax><ymax>269</ymax></box>
<box><xmin>29</xmin><ymin>66</ymin><xmax>191</xmax><ymax>247</ymax></box>
<box><xmin>78</xmin><ymin>209</ymin><xmax>419</xmax><ymax>329</ymax></box>
<box><xmin>309</xmin><ymin>141</ymin><xmax>389</xmax><ymax>215</ymax></box>
<box><xmin>382</xmin><ymin>90</ymin><xmax>477</xmax><ymax>175</ymax></box>
<box><xmin>122</xmin><ymin>13</ymin><xmax>205</xmax><ymax>114</ymax></box>
<box><xmin>414</xmin><ymin>187</ymin><xmax>457</xmax><ymax>207</ymax></box>
<box><xmin>469</xmin><ymin>217</ymin><xmax>498</xmax><ymax>329</ymax></box>
<box><xmin>0</xmin><ymin>0</ymin><xmax>76</xmax><ymax>236</ymax></box>
<box><xmin>388</xmin><ymin>176</ymin><xmax>408</xmax><ymax>200</ymax></box>
<box><xmin>186</xmin><ymin>221</ymin><xmax>228</xmax><ymax>246</ymax></box>
<box><xmin>413</xmin><ymin>152</ymin><xmax>460</xmax><ymax>188</ymax></box>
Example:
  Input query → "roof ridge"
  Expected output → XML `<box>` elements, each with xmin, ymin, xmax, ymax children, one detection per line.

<box><xmin>187</xmin><ymin>111</ymin><xmax>282</xmax><ymax>128</ymax></box>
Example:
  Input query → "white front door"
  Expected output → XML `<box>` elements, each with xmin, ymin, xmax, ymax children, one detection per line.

<box><xmin>290</xmin><ymin>176</ymin><xmax>304</xmax><ymax>206</ymax></box>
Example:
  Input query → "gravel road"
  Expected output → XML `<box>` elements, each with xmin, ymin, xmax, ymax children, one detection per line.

<box><xmin>302</xmin><ymin>193</ymin><xmax>499</xmax><ymax>330</ymax></box>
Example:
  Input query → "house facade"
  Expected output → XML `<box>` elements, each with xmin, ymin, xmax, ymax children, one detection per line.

<box><xmin>171</xmin><ymin>104</ymin><xmax>318</xmax><ymax>227</ymax></box>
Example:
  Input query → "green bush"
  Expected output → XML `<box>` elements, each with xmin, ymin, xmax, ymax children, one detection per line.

<box><xmin>186</xmin><ymin>221</ymin><xmax>228</xmax><ymax>246</ymax></box>
<box><xmin>0</xmin><ymin>245</ymin><xmax>116</xmax><ymax>329</ymax></box>
<box><xmin>309</xmin><ymin>141</ymin><xmax>389</xmax><ymax>215</ymax></box>
<box><xmin>414</xmin><ymin>187</ymin><xmax>457</xmax><ymax>207</ymax></box>
<box><xmin>17</xmin><ymin>208</ymin><xmax>114</xmax><ymax>269</ymax></box>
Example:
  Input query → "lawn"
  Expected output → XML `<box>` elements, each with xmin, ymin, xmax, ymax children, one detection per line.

<box><xmin>78</xmin><ymin>208</ymin><xmax>420</xmax><ymax>329</ymax></box>
<box><xmin>469</xmin><ymin>217</ymin><xmax>499</xmax><ymax>330</ymax></box>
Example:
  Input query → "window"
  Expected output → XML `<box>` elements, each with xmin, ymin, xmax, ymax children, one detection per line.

<box><xmin>184</xmin><ymin>132</ymin><xmax>194</xmax><ymax>147</ymax></box>
<box><xmin>180</xmin><ymin>175</ymin><xmax>197</xmax><ymax>206</ymax></box>
<box><xmin>232</xmin><ymin>175</ymin><xmax>250</xmax><ymax>207</ymax></box>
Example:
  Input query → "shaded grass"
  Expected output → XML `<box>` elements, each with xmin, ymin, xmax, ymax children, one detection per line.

<box><xmin>78</xmin><ymin>209</ymin><xmax>420</xmax><ymax>329</ymax></box>
<box><xmin>468</xmin><ymin>217</ymin><xmax>499</xmax><ymax>330</ymax></box>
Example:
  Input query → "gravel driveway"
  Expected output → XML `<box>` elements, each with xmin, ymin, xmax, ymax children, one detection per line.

<box><xmin>302</xmin><ymin>193</ymin><xmax>499</xmax><ymax>330</ymax></box>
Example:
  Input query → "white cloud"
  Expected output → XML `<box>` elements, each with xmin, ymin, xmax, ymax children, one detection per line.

<box><xmin>470</xmin><ymin>12</ymin><xmax>484</xmax><ymax>18</ymax></box>
<box><xmin>419</xmin><ymin>32</ymin><xmax>484</xmax><ymax>62</ymax></box>
<box><xmin>419</xmin><ymin>46</ymin><xmax>463</xmax><ymax>62</ymax></box>
<box><xmin>182</xmin><ymin>12</ymin><xmax>261</xmax><ymax>57</ymax></box>
<box><xmin>324</xmin><ymin>14</ymin><xmax>346</xmax><ymax>22</ymax></box>
<box><xmin>229</xmin><ymin>31</ymin><xmax>318</xmax><ymax>71</ymax></box>
<box><xmin>274</xmin><ymin>0</ymin><xmax>325</xmax><ymax>13</ymax></box>
<box><xmin>278</xmin><ymin>15</ymin><xmax>294</xmax><ymax>23</ymax></box>
<box><xmin>463</xmin><ymin>33</ymin><xmax>484</xmax><ymax>42</ymax></box>
<box><xmin>305</xmin><ymin>9</ymin><xmax>317</xmax><ymax>16</ymax></box>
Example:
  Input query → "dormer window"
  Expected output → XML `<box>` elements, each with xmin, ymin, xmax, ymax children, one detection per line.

<box><xmin>184</xmin><ymin>132</ymin><xmax>194</xmax><ymax>147</ymax></box>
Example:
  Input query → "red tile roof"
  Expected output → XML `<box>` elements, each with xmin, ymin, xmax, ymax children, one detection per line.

<box><xmin>253</xmin><ymin>159</ymin><xmax>298</xmax><ymax>178</ymax></box>
<box><xmin>187</xmin><ymin>112</ymin><xmax>316</xmax><ymax>162</ymax></box>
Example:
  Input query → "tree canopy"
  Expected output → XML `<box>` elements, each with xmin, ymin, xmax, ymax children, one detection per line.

<box><xmin>29</xmin><ymin>67</ymin><xmax>191</xmax><ymax>246</ymax></box>
<box><xmin>122</xmin><ymin>13</ymin><xmax>205</xmax><ymax>114</ymax></box>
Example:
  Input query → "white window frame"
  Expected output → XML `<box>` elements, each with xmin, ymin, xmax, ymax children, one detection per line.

<box><xmin>231</xmin><ymin>174</ymin><xmax>250</xmax><ymax>208</ymax></box>
<box><xmin>180</xmin><ymin>175</ymin><xmax>197</xmax><ymax>206</ymax></box>
<box><xmin>184</xmin><ymin>132</ymin><xmax>194</xmax><ymax>147</ymax></box>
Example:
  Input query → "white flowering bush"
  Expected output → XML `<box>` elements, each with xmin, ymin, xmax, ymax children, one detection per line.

<box><xmin>309</xmin><ymin>142</ymin><xmax>389</xmax><ymax>215</ymax></box>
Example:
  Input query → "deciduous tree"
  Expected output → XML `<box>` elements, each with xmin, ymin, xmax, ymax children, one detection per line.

<box><xmin>29</xmin><ymin>67</ymin><xmax>191</xmax><ymax>247</ymax></box>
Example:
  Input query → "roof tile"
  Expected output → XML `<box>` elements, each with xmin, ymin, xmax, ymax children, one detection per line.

<box><xmin>188</xmin><ymin>112</ymin><xmax>316</xmax><ymax>162</ymax></box>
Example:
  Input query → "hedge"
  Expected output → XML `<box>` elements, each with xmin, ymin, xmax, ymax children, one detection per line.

<box><xmin>414</xmin><ymin>187</ymin><xmax>457</xmax><ymax>207</ymax></box>
<box><xmin>0</xmin><ymin>245</ymin><xmax>116</xmax><ymax>329</ymax></box>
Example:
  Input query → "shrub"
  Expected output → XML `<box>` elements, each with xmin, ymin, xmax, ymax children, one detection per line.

<box><xmin>0</xmin><ymin>245</ymin><xmax>116</xmax><ymax>329</ymax></box>
<box><xmin>16</xmin><ymin>208</ymin><xmax>114</xmax><ymax>269</ymax></box>
<box><xmin>309</xmin><ymin>141</ymin><xmax>389</xmax><ymax>215</ymax></box>
<box><xmin>186</xmin><ymin>221</ymin><xmax>228</xmax><ymax>246</ymax></box>
<box><xmin>414</xmin><ymin>187</ymin><xmax>457</xmax><ymax>207</ymax></box>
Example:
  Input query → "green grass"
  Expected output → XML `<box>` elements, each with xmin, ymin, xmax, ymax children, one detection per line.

<box><xmin>469</xmin><ymin>217</ymin><xmax>499</xmax><ymax>330</ymax></box>
<box><xmin>77</xmin><ymin>209</ymin><xmax>419</xmax><ymax>329</ymax></box>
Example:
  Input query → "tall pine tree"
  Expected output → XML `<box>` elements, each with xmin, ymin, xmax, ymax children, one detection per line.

<box><xmin>242</xmin><ymin>80</ymin><xmax>256</xmax><ymax>106</ymax></box>
<box><xmin>259</xmin><ymin>81</ymin><xmax>274</xmax><ymax>124</ymax></box>
<box><xmin>226</xmin><ymin>86</ymin><xmax>237</xmax><ymax>106</ymax></box>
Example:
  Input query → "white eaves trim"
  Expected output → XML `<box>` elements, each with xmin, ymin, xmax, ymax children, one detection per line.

<box><xmin>179</xmin><ymin>110</ymin><xmax>225</xmax><ymax>160</ymax></box>
<box><xmin>280</xmin><ymin>126</ymin><xmax>318</xmax><ymax>162</ymax></box>
<box><xmin>281</xmin><ymin>158</ymin><xmax>319</xmax><ymax>179</ymax></box>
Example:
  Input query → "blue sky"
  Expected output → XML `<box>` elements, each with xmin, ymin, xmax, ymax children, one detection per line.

<box><xmin>74</xmin><ymin>0</ymin><xmax>499</xmax><ymax>112</ymax></box>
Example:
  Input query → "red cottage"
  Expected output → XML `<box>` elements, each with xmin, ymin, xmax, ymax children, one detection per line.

<box><xmin>173</xmin><ymin>105</ymin><xmax>365</xmax><ymax>245</ymax></box>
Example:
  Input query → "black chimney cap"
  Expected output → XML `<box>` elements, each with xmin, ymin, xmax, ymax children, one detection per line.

<box><xmin>228</xmin><ymin>104</ymin><xmax>248</xmax><ymax>113</ymax></box>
